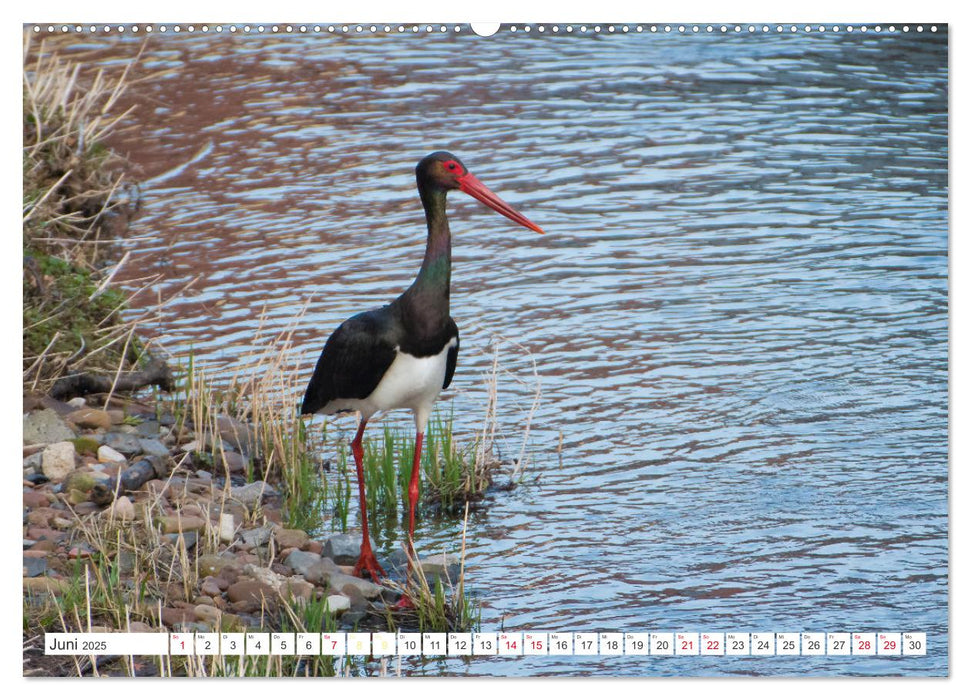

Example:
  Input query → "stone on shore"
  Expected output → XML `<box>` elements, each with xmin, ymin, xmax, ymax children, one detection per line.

<box><xmin>283</xmin><ymin>549</ymin><xmax>321</xmax><ymax>577</ymax></box>
<box><xmin>419</xmin><ymin>553</ymin><xmax>461</xmax><ymax>583</ymax></box>
<box><xmin>23</xmin><ymin>409</ymin><xmax>76</xmax><ymax>445</ymax></box>
<box><xmin>324</xmin><ymin>594</ymin><xmax>351</xmax><ymax>614</ymax></box>
<box><xmin>108</xmin><ymin>495</ymin><xmax>135</xmax><ymax>521</ymax></box>
<box><xmin>102</xmin><ymin>432</ymin><xmax>143</xmax><ymax>458</ymax></box>
<box><xmin>160</xmin><ymin>514</ymin><xmax>208</xmax><ymax>534</ymax></box>
<box><xmin>231</xmin><ymin>481</ymin><xmax>278</xmax><ymax>509</ymax></box>
<box><xmin>41</xmin><ymin>441</ymin><xmax>76</xmax><ymax>481</ymax></box>
<box><xmin>226</xmin><ymin>579</ymin><xmax>277</xmax><ymax>605</ymax></box>
<box><xmin>326</xmin><ymin>572</ymin><xmax>384</xmax><ymax>600</ymax></box>
<box><xmin>323</xmin><ymin>533</ymin><xmax>361</xmax><ymax>565</ymax></box>
<box><xmin>138</xmin><ymin>437</ymin><xmax>169</xmax><ymax>458</ymax></box>
<box><xmin>67</xmin><ymin>408</ymin><xmax>112</xmax><ymax>431</ymax></box>
<box><xmin>240</xmin><ymin>524</ymin><xmax>273</xmax><ymax>548</ymax></box>
<box><xmin>97</xmin><ymin>444</ymin><xmax>127</xmax><ymax>464</ymax></box>
<box><xmin>218</xmin><ymin>513</ymin><xmax>235</xmax><ymax>543</ymax></box>
<box><xmin>275</xmin><ymin>528</ymin><xmax>309</xmax><ymax>550</ymax></box>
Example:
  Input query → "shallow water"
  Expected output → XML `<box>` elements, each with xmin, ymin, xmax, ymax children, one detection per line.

<box><xmin>40</xmin><ymin>26</ymin><xmax>948</xmax><ymax>676</ymax></box>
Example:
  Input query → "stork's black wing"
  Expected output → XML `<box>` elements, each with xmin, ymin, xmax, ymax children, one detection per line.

<box><xmin>300</xmin><ymin>306</ymin><xmax>399</xmax><ymax>415</ymax></box>
<box><xmin>443</xmin><ymin>317</ymin><xmax>459</xmax><ymax>390</ymax></box>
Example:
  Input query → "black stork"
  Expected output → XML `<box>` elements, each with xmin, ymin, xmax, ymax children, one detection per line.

<box><xmin>300</xmin><ymin>152</ymin><xmax>544</xmax><ymax>584</ymax></box>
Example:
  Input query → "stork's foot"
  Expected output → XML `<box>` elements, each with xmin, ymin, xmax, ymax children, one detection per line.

<box><xmin>392</xmin><ymin>593</ymin><xmax>414</xmax><ymax>610</ymax></box>
<box><xmin>352</xmin><ymin>548</ymin><xmax>386</xmax><ymax>581</ymax></box>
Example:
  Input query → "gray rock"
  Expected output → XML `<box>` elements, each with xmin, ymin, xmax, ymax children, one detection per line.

<box><xmin>419</xmin><ymin>553</ymin><xmax>461</xmax><ymax>583</ymax></box>
<box><xmin>41</xmin><ymin>442</ymin><xmax>76</xmax><ymax>481</ymax></box>
<box><xmin>165</xmin><ymin>531</ymin><xmax>199</xmax><ymax>550</ymax></box>
<box><xmin>23</xmin><ymin>452</ymin><xmax>44</xmax><ymax>472</ymax></box>
<box><xmin>283</xmin><ymin>550</ymin><xmax>322</xmax><ymax>578</ymax></box>
<box><xmin>303</xmin><ymin>559</ymin><xmax>342</xmax><ymax>586</ymax></box>
<box><xmin>240</xmin><ymin>525</ymin><xmax>273</xmax><ymax>548</ymax></box>
<box><xmin>136</xmin><ymin>421</ymin><xmax>162</xmax><ymax>437</ymax></box>
<box><xmin>231</xmin><ymin>481</ymin><xmax>278</xmax><ymax>509</ymax></box>
<box><xmin>217</xmin><ymin>416</ymin><xmax>257</xmax><ymax>454</ymax></box>
<box><xmin>23</xmin><ymin>556</ymin><xmax>48</xmax><ymax>577</ymax></box>
<box><xmin>103</xmin><ymin>432</ymin><xmax>143</xmax><ymax>458</ymax></box>
<box><xmin>326</xmin><ymin>572</ymin><xmax>384</xmax><ymax>600</ymax></box>
<box><xmin>323</xmin><ymin>534</ymin><xmax>361</xmax><ymax>565</ymax></box>
<box><xmin>216</xmin><ymin>450</ymin><xmax>247</xmax><ymax>473</ymax></box>
<box><xmin>116</xmin><ymin>549</ymin><xmax>137</xmax><ymax>576</ymax></box>
<box><xmin>138</xmin><ymin>438</ymin><xmax>169</xmax><ymax>458</ymax></box>
<box><xmin>23</xmin><ymin>409</ymin><xmax>76</xmax><ymax>445</ymax></box>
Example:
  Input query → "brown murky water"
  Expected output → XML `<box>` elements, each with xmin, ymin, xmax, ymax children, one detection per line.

<box><xmin>33</xmin><ymin>26</ymin><xmax>948</xmax><ymax>676</ymax></box>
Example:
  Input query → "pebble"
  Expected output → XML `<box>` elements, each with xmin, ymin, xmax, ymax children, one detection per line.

<box><xmin>160</xmin><ymin>607</ymin><xmax>196</xmax><ymax>627</ymax></box>
<box><xmin>102</xmin><ymin>432</ymin><xmax>143</xmax><ymax>458</ymax></box>
<box><xmin>192</xmin><ymin>604</ymin><xmax>222</xmax><ymax>624</ymax></box>
<box><xmin>160</xmin><ymin>514</ymin><xmax>208</xmax><ymax>534</ymax></box>
<box><xmin>41</xmin><ymin>441</ymin><xmax>76</xmax><ymax>481</ymax></box>
<box><xmin>27</xmin><ymin>507</ymin><xmax>61</xmax><ymax>528</ymax></box>
<box><xmin>67</xmin><ymin>408</ymin><xmax>112</xmax><ymax>430</ymax></box>
<box><xmin>109</xmin><ymin>496</ymin><xmax>135</xmax><ymax>521</ymax></box>
<box><xmin>324</xmin><ymin>594</ymin><xmax>351</xmax><ymax>614</ymax></box>
<box><xmin>23</xmin><ymin>556</ymin><xmax>48</xmax><ymax>577</ymax></box>
<box><xmin>226</xmin><ymin>579</ymin><xmax>277</xmax><ymax>605</ymax></box>
<box><xmin>136</xmin><ymin>421</ymin><xmax>162</xmax><ymax>437</ymax></box>
<box><xmin>197</xmin><ymin>554</ymin><xmax>236</xmax><ymax>577</ymax></box>
<box><xmin>66</xmin><ymin>397</ymin><xmax>87</xmax><ymax>409</ymax></box>
<box><xmin>138</xmin><ymin>437</ymin><xmax>169</xmax><ymax>458</ymax></box>
<box><xmin>165</xmin><ymin>532</ymin><xmax>199</xmax><ymax>550</ymax></box>
<box><xmin>23</xmin><ymin>409</ymin><xmax>76</xmax><ymax>445</ymax></box>
<box><xmin>200</xmin><ymin>577</ymin><xmax>223</xmax><ymax>596</ymax></box>
<box><xmin>217</xmin><ymin>415</ymin><xmax>257</xmax><ymax>454</ymax></box>
<box><xmin>23</xmin><ymin>452</ymin><xmax>44</xmax><ymax>472</ymax></box>
<box><xmin>240</xmin><ymin>525</ymin><xmax>273</xmax><ymax>548</ymax></box>
<box><xmin>323</xmin><ymin>534</ymin><xmax>361</xmax><ymax>565</ymax></box>
<box><xmin>242</xmin><ymin>565</ymin><xmax>285</xmax><ymax>590</ymax></box>
<box><xmin>284</xmin><ymin>578</ymin><xmax>314</xmax><ymax>603</ymax></box>
<box><xmin>23</xmin><ymin>490</ymin><xmax>51</xmax><ymax>509</ymax></box>
<box><xmin>326</xmin><ymin>572</ymin><xmax>384</xmax><ymax>600</ymax></box>
<box><xmin>68</xmin><ymin>545</ymin><xmax>94</xmax><ymax>559</ymax></box>
<box><xmin>275</xmin><ymin>528</ymin><xmax>309</xmax><ymax>550</ymax></box>
<box><xmin>304</xmin><ymin>559</ymin><xmax>343</xmax><ymax>587</ymax></box>
<box><xmin>97</xmin><ymin>444</ymin><xmax>127</xmax><ymax>464</ymax></box>
<box><xmin>283</xmin><ymin>550</ymin><xmax>321</xmax><ymax>577</ymax></box>
<box><xmin>230</xmin><ymin>481</ymin><xmax>278</xmax><ymax>509</ymax></box>
<box><xmin>217</xmin><ymin>450</ymin><xmax>247</xmax><ymax>473</ymax></box>
<box><xmin>218</xmin><ymin>513</ymin><xmax>235</xmax><ymax>543</ymax></box>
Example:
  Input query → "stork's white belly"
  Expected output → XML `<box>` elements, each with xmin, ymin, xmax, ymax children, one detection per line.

<box><xmin>321</xmin><ymin>337</ymin><xmax>457</xmax><ymax>431</ymax></box>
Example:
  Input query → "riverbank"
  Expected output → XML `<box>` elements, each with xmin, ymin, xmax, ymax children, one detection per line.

<box><xmin>21</xmin><ymin>389</ymin><xmax>468</xmax><ymax>677</ymax></box>
<box><xmin>22</xmin><ymin>37</ymin><xmax>475</xmax><ymax>677</ymax></box>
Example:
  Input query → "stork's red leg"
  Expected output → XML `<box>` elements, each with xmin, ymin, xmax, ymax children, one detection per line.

<box><xmin>393</xmin><ymin>430</ymin><xmax>425</xmax><ymax>610</ymax></box>
<box><xmin>350</xmin><ymin>419</ymin><xmax>386</xmax><ymax>581</ymax></box>
<box><xmin>406</xmin><ymin>431</ymin><xmax>424</xmax><ymax>553</ymax></box>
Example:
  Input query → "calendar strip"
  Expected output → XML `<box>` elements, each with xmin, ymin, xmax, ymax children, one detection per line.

<box><xmin>44</xmin><ymin>632</ymin><xmax>927</xmax><ymax>656</ymax></box>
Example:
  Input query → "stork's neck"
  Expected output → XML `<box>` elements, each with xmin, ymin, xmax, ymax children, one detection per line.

<box><xmin>401</xmin><ymin>186</ymin><xmax>451</xmax><ymax>325</ymax></box>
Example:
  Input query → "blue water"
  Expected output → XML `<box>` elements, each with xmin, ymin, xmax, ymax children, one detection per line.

<box><xmin>44</xmin><ymin>24</ymin><xmax>949</xmax><ymax>676</ymax></box>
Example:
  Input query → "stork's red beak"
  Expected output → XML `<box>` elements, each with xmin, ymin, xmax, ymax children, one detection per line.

<box><xmin>457</xmin><ymin>173</ymin><xmax>545</xmax><ymax>234</ymax></box>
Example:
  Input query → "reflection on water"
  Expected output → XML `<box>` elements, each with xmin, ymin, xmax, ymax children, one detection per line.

<box><xmin>38</xmin><ymin>27</ymin><xmax>948</xmax><ymax>676</ymax></box>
